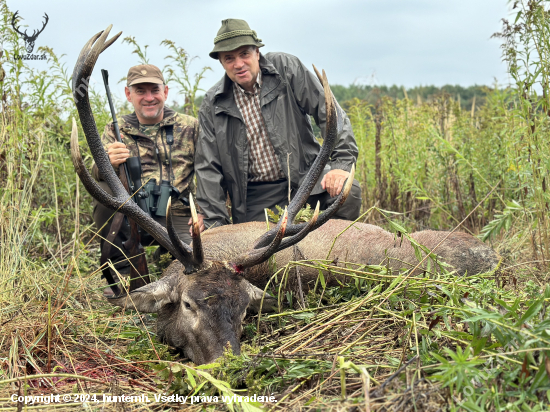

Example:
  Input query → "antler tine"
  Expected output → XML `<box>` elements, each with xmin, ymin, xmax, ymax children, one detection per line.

<box><xmin>189</xmin><ymin>195</ymin><xmax>204</xmax><ymax>265</ymax></box>
<box><xmin>166</xmin><ymin>198</ymin><xmax>195</xmax><ymax>271</ymax></box>
<box><xmin>251</xmin><ymin>165</ymin><xmax>353</xmax><ymax>254</ymax></box>
<box><xmin>73</xmin><ymin>25</ymin><xmax>127</xmax><ymax>201</ymax></box>
<box><xmin>314</xmin><ymin>65</ymin><xmax>345</xmax><ymax>136</ymax></box>
<box><xmin>274</xmin><ymin>165</ymin><xmax>355</xmax><ymax>241</ymax></box>
<box><xmin>164</xmin><ymin>195</ymin><xmax>205</xmax><ymax>270</ymax></box>
<box><xmin>232</xmin><ymin>201</ymin><xmax>321</xmax><ymax>271</ymax></box>
<box><xmin>313</xmin><ymin>66</ymin><xmax>334</xmax><ymax>119</ymax></box>
<box><xmin>274</xmin><ymin>201</ymin><xmax>320</xmax><ymax>253</ymax></box>
<box><xmin>71</xmin><ymin>27</ymin><xmax>196</xmax><ymax>268</ymax></box>
<box><xmin>284</xmin><ymin>65</ymin><xmax>337</xmax><ymax>224</ymax></box>
<box><xmin>231</xmin><ymin>209</ymin><xmax>289</xmax><ymax>271</ymax></box>
<box><xmin>72</xmin><ymin>28</ymin><xmax>120</xmax><ymax>72</ymax></box>
<box><xmin>102</xmin><ymin>31</ymin><xmax>122</xmax><ymax>53</ymax></box>
<box><xmin>252</xmin><ymin>66</ymin><xmax>338</xmax><ymax>249</ymax></box>
<box><xmin>312</xmin><ymin>65</ymin><xmax>323</xmax><ymax>84</ymax></box>
<box><xmin>73</xmin><ymin>31</ymin><xmax>103</xmax><ymax>88</ymax></box>
<box><xmin>70</xmin><ymin>118</ymin><xmax>190</xmax><ymax>264</ymax></box>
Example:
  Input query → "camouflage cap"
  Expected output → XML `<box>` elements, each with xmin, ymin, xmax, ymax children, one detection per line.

<box><xmin>127</xmin><ymin>64</ymin><xmax>165</xmax><ymax>86</ymax></box>
<box><xmin>210</xmin><ymin>19</ymin><xmax>264</xmax><ymax>60</ymax></box>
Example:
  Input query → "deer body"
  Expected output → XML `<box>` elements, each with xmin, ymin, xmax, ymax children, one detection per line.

<box><xmin>201</xmin><ymin>220</ymin><xmax>499</xmax><ymax>290</ymax></box>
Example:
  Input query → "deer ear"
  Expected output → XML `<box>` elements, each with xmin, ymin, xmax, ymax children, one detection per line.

<box><xmin>246</xmin><ymin>282</ymin><xmax>277</xmax><ymax>314</ymax></box>
<box><xmin>107</xmin><ymin>275</ymin><xmax>180</xmax><ymax>313</ymax></box>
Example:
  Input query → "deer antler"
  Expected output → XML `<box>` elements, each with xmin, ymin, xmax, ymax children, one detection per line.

<box><xmin>231</xmin><ymin>208</ymin><xmax>290</xmax><ymax>271</ymax></box>
<box><xmin>27</xmin><ymin>13</ymin><xmax>49</xmax><ymax>41</ymax></box>
<box><xmin>166</xmin><ymin>196</ymin><xmax>203</xmax><ymax>266</ymax></box>
<box><xmin>70</xmin><ymin>25</ymin><xmax>200</xmax><ymax>273</ymax></box>
<box><xmin>11</xmin><ymin>11</ymin><xmax>26</xmax><ymax>38</ymax></box>
<box><xmin>231</xmin><ymin>67</ymin><xmax>354</xmax><ymax>270</ymax></box>
<box><xmin>253</xmin><ymin>164</ymin><xmax>355</xmax><ymax>250</ymax></box>
<box><xmin>251</xmin><ymin>67</ymin><xmax>356</xmax><ymax>251</ymax></box>
<box><xmin>189</xmin><ymin>196</ymin><xmax>204</xmax><ymax>264</ymax></box>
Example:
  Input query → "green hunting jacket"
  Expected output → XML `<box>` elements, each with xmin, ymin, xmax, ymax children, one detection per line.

<box><xmin>92</xmin><ymin>107</ymin><xmax>199</xmax><ymax>215</ymax></box>
<box><xmin>195</xmin><ymin>52</ymin><xmax>358</xmax><ymax>227</ymax></box>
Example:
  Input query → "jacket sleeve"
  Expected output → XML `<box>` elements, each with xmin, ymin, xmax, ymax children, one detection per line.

<box><xmin>195</xmin><ymin>99</ymin><xmax>231</xmax><ymax>228</ymax></box>
<box><xmin>283</xmin><ymin>53</ymin><xmax>358</xmax><ymax>172</ymax></box>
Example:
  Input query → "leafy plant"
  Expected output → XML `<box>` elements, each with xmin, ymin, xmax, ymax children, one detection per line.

<box><xmin>480</xmin><ymin>200</ymin><xmax>526</xmax><ymax>242</ymax></box>
<box><xmin>161</xmin><ymin>39</ymin><xmax>211</xmax><ymax>117</ymax></box>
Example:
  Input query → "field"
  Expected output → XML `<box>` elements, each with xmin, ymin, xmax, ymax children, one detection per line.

<box><xmin>3</xmin><ymin>1</ymin><xmax>550</xmax><ymax>411</ymax></box>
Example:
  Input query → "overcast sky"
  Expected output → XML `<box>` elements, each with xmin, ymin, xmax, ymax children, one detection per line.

<box><xmin>6</xmin><ymin>0</ymin><xmax>510</xmax><ymax>100</ymax></box>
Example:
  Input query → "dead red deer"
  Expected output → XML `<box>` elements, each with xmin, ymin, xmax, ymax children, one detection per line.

<box><xmin>70</xmin><ymin>26</ymin><xmax>499</xmax><ymax>365</ymax></box>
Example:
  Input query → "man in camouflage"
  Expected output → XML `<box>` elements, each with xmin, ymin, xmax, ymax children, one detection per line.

<box><xmin>92</xmin><ymin>64</ymin><xmax>200</xmax><ymax>295</ymax></box>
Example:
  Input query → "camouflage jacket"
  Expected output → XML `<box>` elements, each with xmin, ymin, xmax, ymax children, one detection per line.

<box><xmin>92</xmin><ymin>107</ymin><xmax>199</xmax><ymax>215</ymax></box>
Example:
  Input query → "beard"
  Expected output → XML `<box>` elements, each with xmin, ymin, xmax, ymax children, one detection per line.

<box><xmin>137</xmin><ymin>104</ymin><xmax>164</xmax><ymax>123</ymax></box>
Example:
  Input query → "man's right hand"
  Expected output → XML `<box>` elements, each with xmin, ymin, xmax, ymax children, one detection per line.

<box><xmin>107</xmin><ymin>142</ymin><xmax>130</xmax><ymax>166</ymax></box>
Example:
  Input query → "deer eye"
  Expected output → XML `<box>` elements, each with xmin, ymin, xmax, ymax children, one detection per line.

<box><xmin>184</xmin><ymin>302</ymin><xmax>191</xmax><ymax>310</ymax></box>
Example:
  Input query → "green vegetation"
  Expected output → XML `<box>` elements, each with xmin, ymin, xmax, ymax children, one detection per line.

<box><xmin>332</xmin><ymin>83</ymin><xmax>490</xmax><ymax>111</ymax></box>
<box><xmin>2</xmin><ymin>0</ymin><xmax>550</xmax><ymax>410</ymax></box>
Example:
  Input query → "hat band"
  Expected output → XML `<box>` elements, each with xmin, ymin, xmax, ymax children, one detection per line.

<box><xmin>214</xmin><ymin>29</ymin><xmax>262</xmax><ymax>44</ymax></box>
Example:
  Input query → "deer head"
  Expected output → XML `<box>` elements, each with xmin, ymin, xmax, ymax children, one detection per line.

<box><xmin>11</xmin><ymin>11</ymin><xmax>49</xmax><ymax>54</ymax></box>
<box><xmin>70</xmin><ymin>26</ymin><xmax>355</xmax><ymax>364</ymax></box>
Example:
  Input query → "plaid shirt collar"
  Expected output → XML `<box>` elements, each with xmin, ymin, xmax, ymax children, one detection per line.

<box><xmin>233</xmin><ymin>72</ymin><xmax>262</xmax><ymax>96</ymax></box>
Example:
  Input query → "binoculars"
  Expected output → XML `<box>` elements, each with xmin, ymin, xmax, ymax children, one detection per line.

<box><xmin>126</xmin><ymin>157</ymin><xmax>180</xmax><ymax>217</ymax></box>
<box><xmin>144</xmin><ymin>179</ymin><xmax>180</xmax><ymax>216</ymax></box>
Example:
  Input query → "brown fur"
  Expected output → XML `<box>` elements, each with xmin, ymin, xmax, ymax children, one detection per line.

<box><xmin>200</xmin><ymin>220</ymin><xmax>500</xmax><ymax>289</ymax></box>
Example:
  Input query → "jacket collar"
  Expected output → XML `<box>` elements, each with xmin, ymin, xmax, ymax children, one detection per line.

<box><xmin>258</xmin><ymin>53</ymin><xmax>278</xmax><ymax>75</ymax></box>
<box><xmin>258</xmin><ymin>54</ymin><xmax>281</xmax><ymax>100</ymax></box>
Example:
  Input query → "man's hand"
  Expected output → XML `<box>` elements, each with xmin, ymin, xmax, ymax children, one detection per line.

<box><xmin>188</xmin><ymin>213</ymin><xmax>206</xmax><ymax>235</ymax></box>
<box><xmin>321</xmin><ymin>169</ymin><xmax>350</xmax><ymax>197</ymax></box>
<box><xmin>107</xmin><ymin>142</ymin><xmax>130</xmax><ymax>167</ymax></box>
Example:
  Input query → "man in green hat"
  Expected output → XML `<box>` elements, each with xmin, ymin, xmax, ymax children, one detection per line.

<box><xmin>195</xmin><ymin>19</ymin><xmax>361</xmax><ymax>227</ymax></box>
<box><xmin>92</xmin><ymin>63</ymin><xmax>200</xmax><ymax>295</ymax></box>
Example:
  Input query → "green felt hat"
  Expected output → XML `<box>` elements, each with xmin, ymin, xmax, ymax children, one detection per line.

<box><xmin>210</xmin><ymin>19</ymin><xmax>264</xmax><ymax>60</ymax></box>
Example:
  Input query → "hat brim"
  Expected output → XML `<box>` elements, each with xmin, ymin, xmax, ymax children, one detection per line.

<box><xmin>210</xmin><ymin>36</ymin><xmax>264</xmax><ymax>59</ymax></box>
<box><xmin>128</xmin><ymin>77</ymin><xmax>164</xmax><ymax>86</ymax></box>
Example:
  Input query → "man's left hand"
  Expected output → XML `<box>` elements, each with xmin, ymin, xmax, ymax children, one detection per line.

<box><xmin>321</xmin><ymin>169</ymin><xmax>350</xmax><ymax>197</ymax></box>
